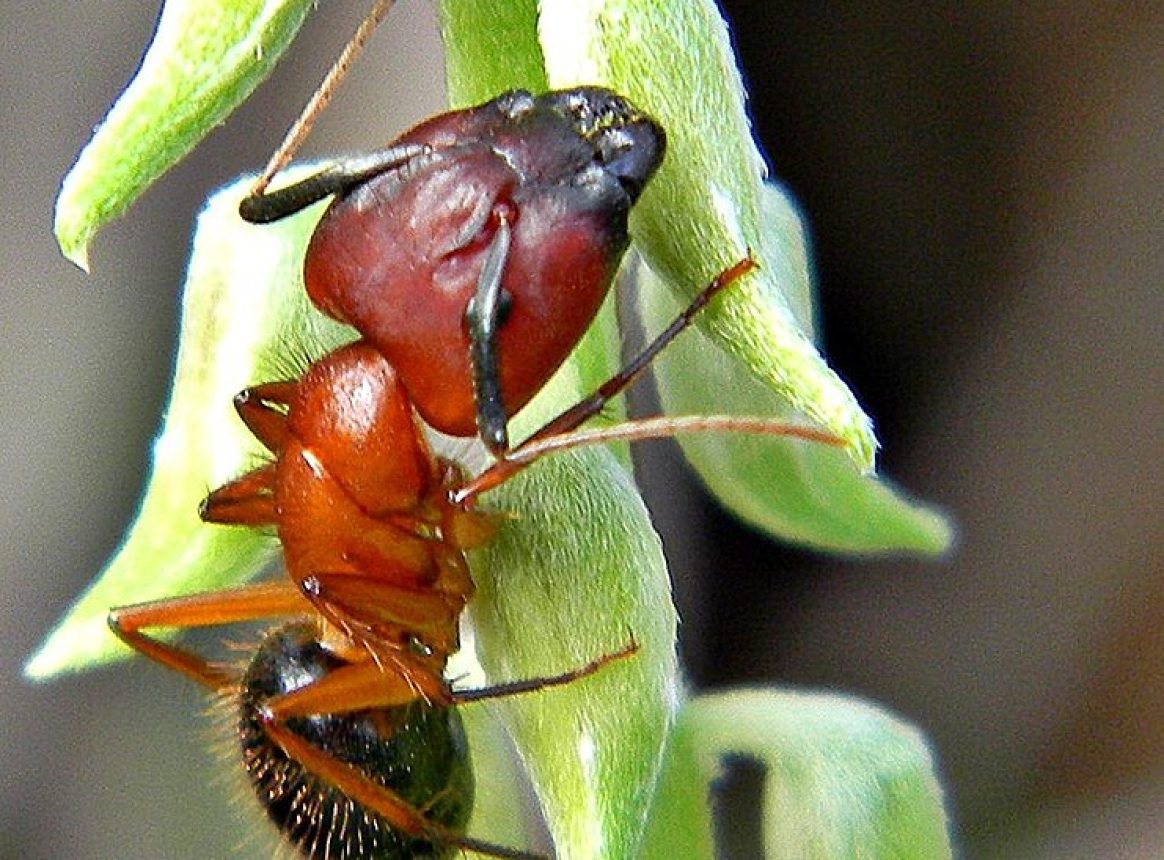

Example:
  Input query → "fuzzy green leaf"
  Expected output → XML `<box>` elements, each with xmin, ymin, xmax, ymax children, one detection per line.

<box><xmin>638</xmin><ymin>185</ymin><xmax>953</xmax><ymax>555</ymax></box>
<box><xmin>439</xmin><ymin>0</ymin><xmax>546</xmax><ymax>105</ymax></box>
<box><xmin>641</xmin><ymin>689</ymin><xmax>954</xmax><ymax>860</ymax></box>
<box><xmin>535</xmin><ymin>0</ymin><xmax>879</xmax><ymax>470</ymax></box>
<box><xmin>470</xmin><ymin>448</ymin><xmax>678</xmax><ymax>860</ymax></box>
<box><xmin>54</xmin><ymin>0</ymin><xmax>315</xmax><ymax>270</ymax></box>
<box><xmin>27</xmin><ymin>173</ymin><xmax>349</xmax><ymax>679</ymax></box>
<box><xmin>438</xmin><ymin>9</ymin><xmax>676</xmax><ymax>858</ymax></box>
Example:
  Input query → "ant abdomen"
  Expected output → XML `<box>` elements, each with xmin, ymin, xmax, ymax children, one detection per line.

<box><xmin>238</xmin><ymin>621</ymin><xmax>473</xmax><ymax>860</ymax></box>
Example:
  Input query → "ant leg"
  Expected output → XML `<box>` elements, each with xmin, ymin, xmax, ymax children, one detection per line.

<box><xmin>262</xmin><ymin>657</ymin><xmax>448</xmax><ymax>719</ymax></box>
<box><xmin>465</xmin><ymin>214</ymin><xmax>514</xmax><ymax>455</ymax></box>
<box><xmin>260</xmin><ymin>634</ymin><xmax>637</xmax><ymax>721</ymax></box>
<box><xmin>247</xmin><ymin>0</ymin><xmax>398</xmax><ymax>199</ymax></box>
<box><xmin>231</xmin><ymin>381</ymin><xmax>298</xmax><ymax>453</ymax></box>
<box><xmin>450</xmin><ymin>639</ymin><xmax>639</xmax><ymax>704</ymax></box>
<box><xmin>107</xmin><ymin>581</ymin><xmax>311</xmax><ymax>690</ymax></box>
<box><xmin>454</xmin><ymin>256</ymin><xmax>760</xmax><ymax>503</ymax></box>
<box><xmin>199</xmin><ymin>463</ymin><xmax>277</xmax><ymax>527</ymax></box>
<box><xmin>239</xmin><ymin>143</ymin><xmax>431</xmax><ymax>223</ymax></box>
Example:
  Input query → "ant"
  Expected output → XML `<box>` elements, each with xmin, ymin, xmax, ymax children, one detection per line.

<box><xmin>107</xmin><ymin>226</ymin><xmax>802</xmax><ymax>859</ymax></box>
<box><xmin>106</xmin><ymin>10</ymin><xmax>840</xmax><ymax>860</ymax></box>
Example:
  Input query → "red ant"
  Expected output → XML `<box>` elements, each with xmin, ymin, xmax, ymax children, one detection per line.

<box><xmin>106</xmin><ymin>20</ymin><xmax>840</xmax><ymax>860</ymax></box>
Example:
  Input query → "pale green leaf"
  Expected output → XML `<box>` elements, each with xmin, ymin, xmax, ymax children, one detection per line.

<box><xmin>27</xmin><ymin>172</ymin><xmax>349</xmax><ymax>679</ymax></box>
<box><xmin>469</xmin><ymin>448</ymin><xmax>679</xmax><ymax>860</ymax></box>
<box><xmin>639</xmin><ymin>187</ymin><xmax>953</xmax><ymax>555</ymax></box>
<box><xmin>55</xmin><ymin>0</ymin><xmax>315</xmax><ymax>269</ymax></box>
<box><xmin>642</xmin><ymin>689</ymin><xmax>954</xmax><ymax>860</ymax></box>
<box><xmin>536</xmin><ymin>0</ymin><xmax>879</xmax><ymax>470</ymax></box>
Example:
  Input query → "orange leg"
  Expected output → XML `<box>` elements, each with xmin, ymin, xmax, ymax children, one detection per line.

<box><xmin>199</xmin><ymin>463</ymin><xmax>277</xmax><ymax>526</ymax></box>
<box><xmin>232</xmin><ymin>380</ymin><xmax>298</xmax><ymax>453</ymax></box>
<box><xmin>307</xmin><ymin>571</ymin><xmax>464</xmax><ymax>656</ymax></box>
<box><xmin>264</xmin><ymin>635</ymin><xmax>639</xmax><ymax>721</ymax></box>
<box><xmin>263</xmin><ymin>655</ymin><xmax>448</xmax><ymax>721</ymax></box>
<box><xmin>107</xmin><ymin>580</ymin><xmax>310</xmax><ymax>690</ymax></box>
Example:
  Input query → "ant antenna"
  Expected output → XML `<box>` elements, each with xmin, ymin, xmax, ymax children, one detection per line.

<box><xmin>250</xmin><ymin>0</ymin><xmax>397</xmax><ymax>197</ymax></box>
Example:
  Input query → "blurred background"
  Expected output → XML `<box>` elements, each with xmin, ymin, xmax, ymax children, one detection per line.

<box><xmin>1</xmin><ymin>2</ymin><xmax>1159</xmax><ymax>858</ymax></box>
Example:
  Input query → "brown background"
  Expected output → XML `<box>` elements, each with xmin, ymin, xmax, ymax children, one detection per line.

<box><xmin>1</xmin><ymin>2</ymin><xmax>1160</xmax><ymax>857</ymax></box>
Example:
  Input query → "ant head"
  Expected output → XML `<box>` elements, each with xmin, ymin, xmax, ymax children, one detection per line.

<box><xmin>301</xmin><ymin>87</ymin><xmax>669</xmax><ymax>438</ymax></box>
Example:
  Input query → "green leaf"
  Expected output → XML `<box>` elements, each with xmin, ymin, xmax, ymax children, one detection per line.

<box><xmin>470</xmin><ymin>449</ymin><xmax>679</xmax><ymax>860</ymax></box>
<box><xmin>438</xmin><ymin>13</ymin><xmax>675</xmax><ymax>856</ymax></box>
<box><xmin>54</xmin><ymin>0</ymin><xmax>315</xmax><ymax>270</ymax></box>
<box><xmin>641</xmin><ymin>689</ymin><xmax>954</xmax><ymax>860</ymax></box>
<box><xmin>26</xmin><ymin>172</ymin><xmax>350</xmax><ymax>680</ymax></box>
<box><xmin>638</xmin><ymin>185</ymin><xmax>953</xmax><ymax>555</ymax></box>
<box><xmin>439</xmin><ymin>0</ymin><xmax>546</xmax><ymax>105</ymax></box>
<box><xmin>535</xmin><ymin>0</ymin><xmax>879</xmax><ymax>470</ymax></box>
